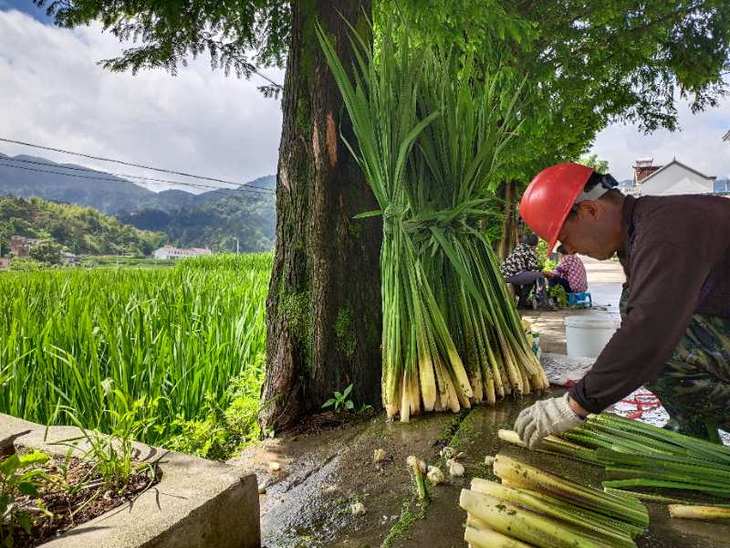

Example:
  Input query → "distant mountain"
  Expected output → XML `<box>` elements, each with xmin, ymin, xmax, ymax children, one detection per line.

<box><xmin>118</xmin><ymin>191</ymin><xmax>276</xmax><ymax>253</ymax></box>
<box><xmin>0</xmin><ymin>152</ymin><xmax>277</xmax><ymax>252</ymax></box>
<box><xmin>0</xmin><ymin>152</ymin><xmax>275</xmax><ymax>214</ymax></box>
<box><xmin>236</xmin><ymin>175</ymin><xmax>276</xmax><ymax>192</ymax></box>
<box><xmin>0</xmin><ymin>195</ymin><xmax>165</xmax><ymax>256</ymax></box>
<box><xmin>0</xmin><ymin>153</ymin><xmax>165</xmax><ymax>213</ymax></box>
<box><xmin>617</xmin><ymin>178</ymin><xmax>635</xmax><ymax>189</ymax></box>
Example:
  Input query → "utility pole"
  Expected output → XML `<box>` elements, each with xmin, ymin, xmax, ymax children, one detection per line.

<box><xmin>235</xmin><ymin>237</ymin><xmax>239</xmax><ymax>254</ymax></box>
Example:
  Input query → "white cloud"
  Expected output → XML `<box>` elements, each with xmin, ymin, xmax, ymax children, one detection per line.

<box><xmin>0</xmin><ymin>9</ymin><xmax>283</xmax><ymax>189</ymax></box>
<box><xmin>3</xmin><ymin>8</ymin><xmax>727</xmax><ymax>190</ymax></box>
<box><xmin>590</xmin><ymin>81</ymin><xmax>730</xmax><ymax>181</ymax></box>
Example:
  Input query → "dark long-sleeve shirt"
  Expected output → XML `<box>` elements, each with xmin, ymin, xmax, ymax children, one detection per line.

<box><xmin>569</xmin><ymin>194</ymin><xmax>730</xmax><ymax>413</ymax></box>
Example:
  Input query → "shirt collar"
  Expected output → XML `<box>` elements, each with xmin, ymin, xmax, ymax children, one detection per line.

<box><xmin>622</xmin><ymin>195</ymin><xmax>638</xmax><ymax>238</ymax></box>
<box><xmin>619</xmin><ymin>194</ymin><xmax>638</xmax><ymax>259</ymax></box>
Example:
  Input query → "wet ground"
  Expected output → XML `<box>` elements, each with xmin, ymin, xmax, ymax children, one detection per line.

<box><xmin>229</xmin><ymin>394</ymin><xmax>730</xmax><ymax>547</ymax></box>
<box><xmin>229</xmin><ymin>257</ymin><xmax>730</xmax><ymax>547</ymax></box>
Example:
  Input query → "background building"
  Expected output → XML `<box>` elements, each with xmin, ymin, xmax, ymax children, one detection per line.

<box><xmin>152</xmin><ymin>246</ymin><xmax>212</xmax><ymax>260</ymax></box>
<box><xmin>9</xmin><ymin>235</ymin><xmax>41</xmax><ymax>257</ymax></box>
<box><xmin>622</xmin><ymin>158</ymin><xmax>726</xmax><ymax>196</ymax></box>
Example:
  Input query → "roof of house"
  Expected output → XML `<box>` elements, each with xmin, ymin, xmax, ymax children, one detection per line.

<box><xmin>723</xmin><ymin>130</ymin><xmax>730</xmax><ymax>142</ymax></box>
<box><xmin>639</xmin><ymin>159</ymin><xmax>716</xmax><ymax>185</ymax></box>
<box><xmin>154</xmin><ymin>246</ymin><xmax>211</xmax><ymax>254</ymax></box>
<box><xmin>10</xmin><ymin>235</ymin><xmax>42</xmax><ymax>243</ymax></box>
<box><xmin>633</xmin><ymin>157</ymin><xmax>654</xmax><ymax>166</ymax></box>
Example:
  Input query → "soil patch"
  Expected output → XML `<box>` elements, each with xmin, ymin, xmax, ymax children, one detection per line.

<box><xmin>6</xmin><ymin>452</ymin><xmax>160</xmax><ymax>547</ymax></box>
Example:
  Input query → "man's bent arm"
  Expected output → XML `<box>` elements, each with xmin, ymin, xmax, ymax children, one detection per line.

<box><xmin>569</xmin><ymin>241</ymin><xmax>711</xmax><ymax>413</ymax></box>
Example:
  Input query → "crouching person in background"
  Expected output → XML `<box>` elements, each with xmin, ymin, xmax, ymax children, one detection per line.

<box><xmin>500</xmin><ymin>234</ymin><xmax>547</xmax><ymax>309</ymax></box>
<box><xmin>544</xmin><ymin>252</ymin><xmax>587</xmax><ymax>294</ymax></box>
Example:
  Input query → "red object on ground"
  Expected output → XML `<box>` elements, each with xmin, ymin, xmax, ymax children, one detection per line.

<box><xmin>618</xmin><ymin>389</ymin><xmax>663</xmax><ymax>420</ymax></box>
<box><xmin>519</xmin><ymin>163</ymin><xmax>594</xmax><ymax>251</ymax></box>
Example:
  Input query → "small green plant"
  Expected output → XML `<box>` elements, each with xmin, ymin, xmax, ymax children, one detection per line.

<box><xmin>52</xmin><ymin>388</ymin><xmax>158</xmax><ymax>488</ymax></box>
<box><xmin>357</xmin><ymin>403</ymin><xmax>374</xmax><ymax>414</ymax></box>
<box><xmin>321</xmin><ymin>384</ymin><xmax>354</xmax><ymax>412</ymax></box>
<box><xmin>536</xmin><ymin>239</ymin><xmax>557</xmax><ymax>271</ymax></box>
<box><xmin>549</xmin><ymin>284</ymin><xmax>568</xmax><ymax>308</ymax></box>
<box><xmin>49</xmin><ymin>448</ymin><xmax>101</xmax><ymax>500</ymax></box>
<box><xmin>0</xmin><ymin>451</ymin><xmax>53</xmax><ymax>544</ymax></box>
<box><xmin>167</xmin><ymin>369</ymin><xmax>263</xmax><ymax>460</ymax></box>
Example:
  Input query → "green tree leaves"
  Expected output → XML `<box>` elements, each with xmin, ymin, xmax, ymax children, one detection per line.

<box><xmin>34</xmin><ymin>0</ymin><xmax>290</xmax><ymax>83</ymax></box>
<box><xmin>0</xmin><ymin>196</ymin><xmax>165</xmax><ymax>257</ymax></box>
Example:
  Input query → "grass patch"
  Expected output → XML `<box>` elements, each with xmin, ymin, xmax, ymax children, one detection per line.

<box><xmin>382</xmin><ymin>497</ymin><xmax>427</xmax><ymax>548</ymax></box>
<box><xmin>433</xmin><ymin>410</ymin><xmax>472</xmax><ymax>451</ymax></box>
<box><xmin>0</xmin><ymin>253</ymin><xmax>271</xmax><ymax>459</ymax></box>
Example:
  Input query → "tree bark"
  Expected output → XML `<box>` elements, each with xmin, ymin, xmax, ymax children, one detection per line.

<box><xmin>497</xmin><ymin>181</ymin><xmax>519</xmax><ymax>260</ymax></box>
<box><xmin>259</xmin><ymin>0</ymin><xmax>381</xmax><ymax>432</ymax></box>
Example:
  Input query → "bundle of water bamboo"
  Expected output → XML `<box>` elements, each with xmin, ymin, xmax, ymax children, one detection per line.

<box><xmin>500</xmin><ymin>412</ymin><xmax>730</xmax><ymax>502</ymax></box>
<box><xmin>317</xmin><ymin>16</ymin><xmax>547</xmax><ymax>421</ymax></box>
<box><xmin>460</xmin><ymin>455</ymin><xmax>648</xmax><ymax>547</ymax></box>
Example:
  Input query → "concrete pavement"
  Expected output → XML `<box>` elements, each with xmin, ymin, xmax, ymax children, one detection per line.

<box><xmin>522</xmin><ymin>255</ymin><xmax>624</xmax><ymax>354</ymax></box>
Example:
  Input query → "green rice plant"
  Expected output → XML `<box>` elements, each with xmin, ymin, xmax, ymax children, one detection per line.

<box><xmin>317</xmin><ymin>17</ymin><xmax>547</xmax><ymax>420</ymax></box>
<box><xmin>0</xmin><ymin>253</ymin><xmax>270</xmax><ymax>451</ymax></box>
<box><xmin>50</xmin><ymin>389</ymin><xmax>159</xmax><ymax>488</ymax></box>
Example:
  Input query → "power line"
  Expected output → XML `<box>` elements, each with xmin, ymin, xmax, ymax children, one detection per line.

<box><xmin>0</xmin><ymin>156</ymin><xmax>273</xmax><ymax>195</ymax></box>
<box><xmin>0</xmin><ymin>161</ymin><xmax>274</xmax><ymax>196</ymax></box>
<box><xmin>0</xmin><ymin>136</ymin><xmax>274</xmax><ymax>192</ymax></box>
<box><xmin>250</xmin><ymin>68</ymin><xmax>283</xmax><ymax>90</ymax></box>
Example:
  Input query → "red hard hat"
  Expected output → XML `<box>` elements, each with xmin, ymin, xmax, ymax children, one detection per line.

<box><xmin>519</xmin><ymin>162</ymin><xmax>594</xmax><ymax>251</ymax></box>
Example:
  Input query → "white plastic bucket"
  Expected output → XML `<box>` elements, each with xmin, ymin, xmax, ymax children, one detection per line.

<box><xmin>565</xmin><ymin>314</ymin><xmax>620</xmax><ymax>359</ymax></box>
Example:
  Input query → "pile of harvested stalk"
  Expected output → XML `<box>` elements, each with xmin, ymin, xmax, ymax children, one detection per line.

<box><xmin>500</xmin><ymin>412</ymin><xmax>730</xmax><ymax>508</ymax></box>
<box><xmin>317</xmin><ymin>18</ymin><xmax>547</xmax><ymax>421</ymax></box>
<box><xmin>460</xmin><ymin>454</ymin><xmax>648</xmax><ymax>547</ymax></box>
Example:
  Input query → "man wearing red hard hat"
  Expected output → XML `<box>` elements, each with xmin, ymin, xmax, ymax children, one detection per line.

<box><xmin>514</xmin><ymin>162</ymin><xmax>730</xmax><ymax>447</ymax></box>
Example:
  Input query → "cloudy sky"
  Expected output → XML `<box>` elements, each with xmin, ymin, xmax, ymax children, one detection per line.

<box><xmin>0</xmin><ymin>4</ymin><xmax>728</xmax><ymax>191</ymax></box>
<box><xmin>591</xmin><ymin>93</ymin><xmax>730</xmax><ymax>181</ymax></box>
<box><xmin>0</xmin><ymin>4</ymin><xmax>284</xmax><ymax>190</ymax></box>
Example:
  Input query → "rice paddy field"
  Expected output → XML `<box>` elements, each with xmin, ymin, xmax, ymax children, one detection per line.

<box><xmin>0</xmin><ymin>253</ymin><xmax>271</xmax><ymax>459</ymax></box>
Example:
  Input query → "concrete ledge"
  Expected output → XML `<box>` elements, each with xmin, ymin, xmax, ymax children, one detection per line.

<box><xmin>0</xmin><ymin>413</ymin><xmax>37</xmax><ymax>454</ymax></box>
<box><xmin>0</xmin><ymin>414</ymin><xmax>260</xmax><ymax>548</ymax></box>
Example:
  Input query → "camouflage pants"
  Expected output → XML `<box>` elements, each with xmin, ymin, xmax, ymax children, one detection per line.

<box><xmin>620</xmin><ymin>289</ymin><xmax>730</xmax><ymax>441</ymax></box>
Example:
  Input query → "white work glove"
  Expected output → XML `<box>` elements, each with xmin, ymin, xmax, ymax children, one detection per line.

<box><xmin>514</xmin><ymin>393</ymin><xmax>584</xmax><ymax>449</ymax></box>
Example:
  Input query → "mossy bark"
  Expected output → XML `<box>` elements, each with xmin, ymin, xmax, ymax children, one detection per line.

<box><xmin>497</xmin><ymin>181</ymin><xmax>519</xmax><ymax>260</ymax></box>
<box><xmin>260</xmin><ymin>0</ymin><xmax>381</xmax><ymax>431</ymax></box>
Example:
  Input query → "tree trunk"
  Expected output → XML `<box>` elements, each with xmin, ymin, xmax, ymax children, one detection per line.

<box><xmin>259</xmin><ymin>0</ymin><xmax>381</xmax><ymax>432</ymax></box>
<box><xmin>497</xmin><ymin>181</ymin><xmax>518</xmax><ymax>260</ymax></box>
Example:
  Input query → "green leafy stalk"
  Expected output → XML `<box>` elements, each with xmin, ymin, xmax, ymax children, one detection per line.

<box><xmin>492</xmin><ymin>454</ymin><xmax>649</xmax><ymax>528</ymax></box>
<box><xmin>512</xmin><ymin>413</ymin><xmax>730</xmax><ymax>503</ymax></box>
<box><xmin>316</xmin><ymin>12</ymin><xmax>547</xmax><ymax>421</ymax></box>
<box><xmin>470</xmin><ymin>478</ymin><xmax>639</xmax><ymax>544</ymax></box>
<box><xmin>460</xmin><ymin>489</ymin><xmax>616</xmax><ymax>548</ymax></box>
